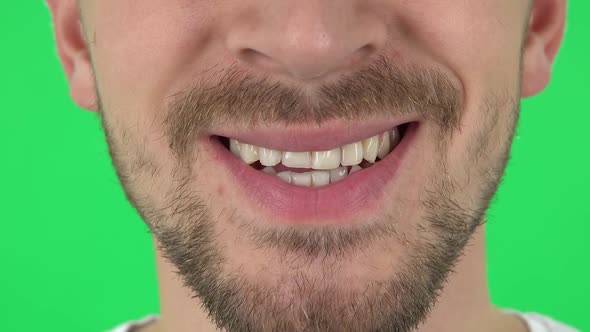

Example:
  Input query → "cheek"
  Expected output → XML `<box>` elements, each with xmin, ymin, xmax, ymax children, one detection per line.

<box><xmin>449</xmin><ymin>96</ymin><xmax>519</xmax><ymax>208</ymax></box>
<box><xmin>392</xmin><ymin>2</ymin><xmax>524</xmax><ymax>184</ymax></box>
<box><xmin>390</xmin><ymin>1</ymin><xmax>524</xmax><ymax>101</ymax></box>
<box><xmin>89</xmin><ymin>1</ymin><xmax>221</xmax><ymax>131</ymax></box>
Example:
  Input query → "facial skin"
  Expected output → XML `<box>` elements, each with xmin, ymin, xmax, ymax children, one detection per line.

<box><xmin>48</xmin><ymin>0</ymin><xmax>566</xmax><ymax>331</ymax></box>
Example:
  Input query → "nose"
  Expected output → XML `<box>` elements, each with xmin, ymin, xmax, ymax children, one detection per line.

<box><xmin>226</xmin><ymin>1</ymin><xmax>387</xmax><ymax>81</ymax></box>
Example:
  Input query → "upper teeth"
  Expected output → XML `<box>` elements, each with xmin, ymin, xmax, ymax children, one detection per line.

<box><xmin>230</xmin><ymin>126</ymin><xmax>401</xmax><ymax>169</ymax></box>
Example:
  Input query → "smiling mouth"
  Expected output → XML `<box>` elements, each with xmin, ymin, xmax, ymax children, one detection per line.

<box><xmin>217</xmin><ymin>122</ymin><xmax>411</xmax><ymax>187</ymax></box>
<box><xmin>206</xmin><ymin>120</ymin><xmax>417</xmax><ymax>222</ymax></box>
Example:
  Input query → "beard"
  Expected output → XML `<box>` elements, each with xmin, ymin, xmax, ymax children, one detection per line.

<box><xmin>97</xmin><ymin>52</ymin><xmax>520</xmax><ymax>331</ymax></box>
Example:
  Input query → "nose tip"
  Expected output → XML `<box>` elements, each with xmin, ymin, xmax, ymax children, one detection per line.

<box><xmin>226</xmin><ymin>7</ymin><xmax>386</xmax><ymax>81</ymax></box>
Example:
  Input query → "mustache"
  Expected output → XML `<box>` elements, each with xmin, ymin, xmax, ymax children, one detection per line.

<box><xmin>163</xmin><ymin>53</ymin><xmax>462</xmax><ymax>161</ymax></box>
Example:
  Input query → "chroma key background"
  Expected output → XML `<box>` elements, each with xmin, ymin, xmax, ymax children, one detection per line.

<box><xmin>0</xmin><ymin>2</ymin><xmax>587</xmax><ymax>331</ymax></box>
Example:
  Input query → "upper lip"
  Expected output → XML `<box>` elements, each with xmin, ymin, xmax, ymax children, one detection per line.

<box><xmin>210</xmin><ymin>115</ymin><xmax>418</xmax><ymax>152</ymax></box>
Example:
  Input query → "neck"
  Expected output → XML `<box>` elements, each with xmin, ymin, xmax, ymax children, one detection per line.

<box><xmin>149</xmin><ymin>222</ymin><xmax>527</xmax><ymax>332</ymax></box>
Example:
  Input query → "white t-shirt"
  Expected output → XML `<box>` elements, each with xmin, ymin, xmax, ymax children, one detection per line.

<box><xmin>107</xmin><ymin>310</ymin><xmax>581</xmax><ymax>332</ymax></box>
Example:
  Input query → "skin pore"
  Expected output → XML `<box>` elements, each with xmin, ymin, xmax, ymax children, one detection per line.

<box><xmin>47</xmin><ymin>0</ymin><xmax>566</xmax><ymax>331</ymax></box>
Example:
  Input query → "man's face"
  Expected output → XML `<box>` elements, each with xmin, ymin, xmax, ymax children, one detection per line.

<box><xmin>78</xmin><ymin>1</ymin><xmax>529</xmax><ymax>331</ymax></box>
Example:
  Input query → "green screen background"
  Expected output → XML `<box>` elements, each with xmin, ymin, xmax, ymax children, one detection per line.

<box><xmin>1</xmin><ymin>2</ymin><xmax>588</xmax><ymax>331</ymax></box>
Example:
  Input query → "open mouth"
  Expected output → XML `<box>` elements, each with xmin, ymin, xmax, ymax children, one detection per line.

<box><xmin>207</xmin><ymin>120</ymin><xmax>418</xmax><ymax>222</ymax></box>
<box><xmin>216</xmin><ymin>123</ymin><xmax>411</xmax><ymax>188</ymax></box>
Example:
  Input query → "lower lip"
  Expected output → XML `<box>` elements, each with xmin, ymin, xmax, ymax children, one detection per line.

<box><xmin>206</xmin><ymin>122</ymin><xmax>419</xmax><ymax>224</ymax></box>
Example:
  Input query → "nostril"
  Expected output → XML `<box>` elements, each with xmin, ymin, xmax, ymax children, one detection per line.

<box><xmin>350</xmin><ymin>43</ymin><xmax>377</xmax><ymax>66</ymax></box>
<box><xmin>239</xmin><ymin>47</ymin><xmax>275</xmax><ymax>67</ymax></box>
<box><xmin>239</xmin><ymin>48</ymin><xmax>258</xmax><ymax>61</ymax></box>
<box><xmin>359</xmin><ymin>44</ymin><xmax>376</xmax><ymax>59</ymax></box>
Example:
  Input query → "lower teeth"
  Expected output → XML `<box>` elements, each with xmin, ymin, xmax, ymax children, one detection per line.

<box><xmin>263</xmin><ymin>164</ymin><xmax>367</xmax><ymax>187</ymax></box>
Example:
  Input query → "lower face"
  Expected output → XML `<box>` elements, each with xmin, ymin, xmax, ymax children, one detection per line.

<box><xmin>86</xmin><ymin>2</ymin><xmax>526</xmax><ymax>331</ymax></box>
